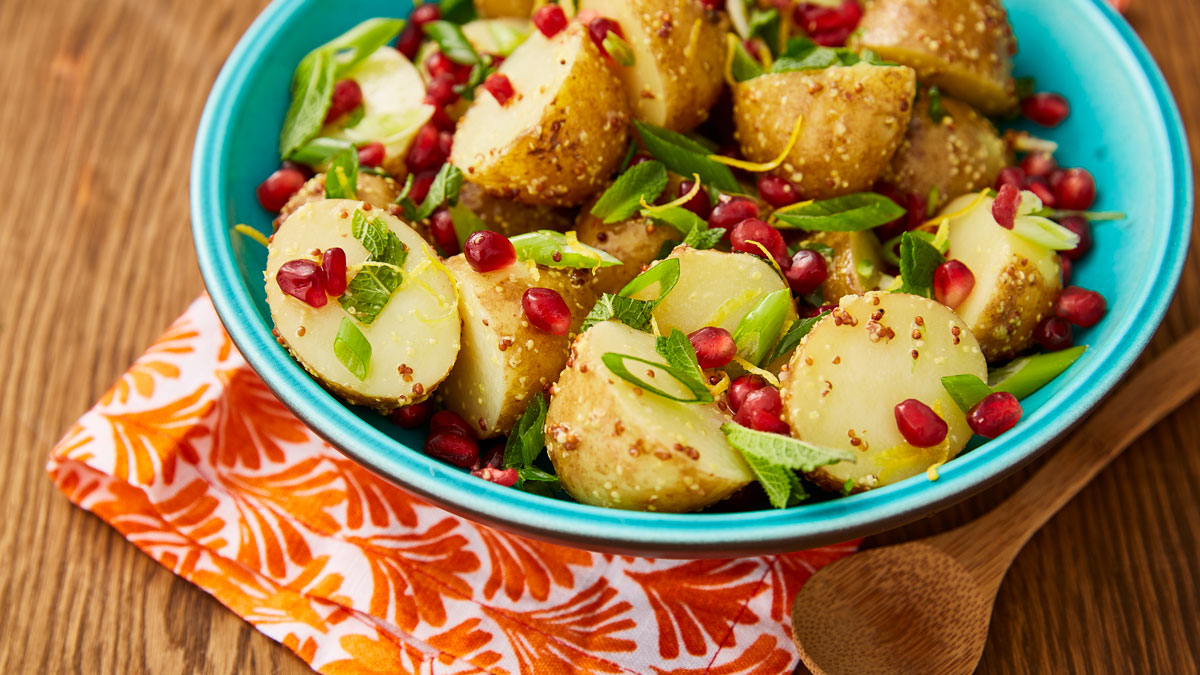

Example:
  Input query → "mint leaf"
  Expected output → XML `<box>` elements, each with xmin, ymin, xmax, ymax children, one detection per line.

<box><xmin>339</xmin><ymin>211</ymin><xmax>409</xmax><ymax>323</ymax></box>
<box><xmin>581</xmin><ymin>294</ymin><xmax>656</xmax><ymax>332</ymax></box>
<box><xmin>289</xmin><ymin>137</ymin><xmax>354</xmax><ymax>166</ymax></box>
<box><xmin>413</xmin><ymin>163</ymin><xmax>464</xmax><ymax>220</ymax></box>
<box><xmin>988</xmin><ymin>346</ymin><xmax>1087</xmax><ymax>400</ymax></box>
<box><xmin>722</xmin><ymin>422</ymin><xmax>855</xmax><ymax>509</ymax></box>
<box><xmin>591</xmin><ymin>161</ymin><xmax>668</xmax><ymax>223</ymax></box>
<box><xmin>655</xmin><ymin>329</ymin><xmax>707</xmax><ymax>391</ymax></box>
<box><xmin>448</xmin><ymin>201</ymin><xmax>486</xmax><ymax>249</ymax></box>
<box><xmin>786</xmin><ymin>471</ymin><xmax>809</xmax><ymax>506</ymax></box>
<box><xmin>634</xmin><ymin>122</ymin><xmax>740</xmax><ymax>193</ymax></box>
<box><xmin>769</xmin><ymin>311</ymin><xmax>828</xmax><ymax>364</ymax></box>
<box><xmin>517</xmin><ymin>466</ymin><xmax>559</xmax><ymax>486</ymax></box>
<box><xmin>280</xmin><ymin>49</ymin><xmax>336</xmax><ymax>158</ymax></box>
<box><xmin>730</xmin><ymin>39</ymin><xmax>765</xmax><ymax>82</ymax></box>
<box><xmin>325</xmin><ymin>147</ymin><xmax>359</xmax><ymax>199</ymax></box>
<box><xmin>334</xmin><ymin>317</ymin><xmax>371</xmax><ymax>380</ymax></box>
<box><xmin>439</xmin><ymin>0</ymin><xmax>478</xmax><ymax>24</ymax></box>
<box><xmin>503</xmin><ymin>393</ymin><xmax>548</xmax><ymax>468</ymax></box>
<box><xmin>733</xmin><ymin>289</ymin><xmax>791</xmax><ymax>366</ymax></box>
<box><xmin>641</xmin><ymin>204</ymin><xmax>708</xmax><ymax>235</ymax></box>
<box><xmin>742</xmin><ymin>453</ymin><xmax>795</xmax><ymax>509</ymax></box>
<box><xmin>600</xmin><ymin>352</ymin><xmax>714</xmax><ymax>404</ymax></box>
<box><xmin>897</xmin><ymin>231</ymin><xmax>944</xmax><ymax>298</ymax></box>
<box><xmin>510</xmin><ymin>231</ymin><xmax>623</xmax><ymax>269</ymax></box>
<box><xmin>941</xmin><ymin>374</ymin><xmax>993</xmax><ymax>414</ymax></box>
<box><xmin>683</xmin><ymin>224</ymin><xmax>725</xmax><ymax>250</ymax></box>
<box><xmin>748</xmin><ymin>8</ymin><xmax>781</xmax><ymax>54</ymax></box>
<box><xmin>774</xmin><ymin>193</ymin><xmax>906</xmax><ymax>232</ymax></box>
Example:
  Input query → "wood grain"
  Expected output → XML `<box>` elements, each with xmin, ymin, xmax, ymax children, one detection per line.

<box><xmin>0</xmin><ymin>1</ymin><xmax>1194</xmax><ymax>674</ymax></box>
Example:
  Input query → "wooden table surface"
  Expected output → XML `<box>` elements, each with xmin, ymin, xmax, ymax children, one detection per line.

<box><xmin>1</xmin><ymin>0</ymin><xmax>1197</xmax><ymax>673</ymax></box>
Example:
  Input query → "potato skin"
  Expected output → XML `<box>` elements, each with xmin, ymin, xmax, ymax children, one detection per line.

<box><xmin>273</xmin><ymin>173</ymin><xmax>401</xmax><ymax>231</ymax></box>
<box><xmin>474</xmin><ymin>0</ymin><xmax>534</xmax><ymax>18</ymax></box>
<box><xmin>849</xmin><ymin>0</ymin><xmax>1018</xmax><ymax>116</ymax></box>
<box><xmin>439</xmin><ymin>257</ymin><xmax>599</xmax><ymax>437</ymax></box>
<box><xmin>780</xmin><ymin>292</ymin><xmax>986</xmax><ymax>490</ymax></box>
<box><xmin>733</xmin><ymin>64</ymin><xmax>917</xmax><ymax>200</ymax></box>
<box><xmin>578</xmin><ymin>0</ymin><xmax>728</xmax><ymax>132</ymax></box>
<box><xmin>546</xmin><ymin>321</ymin><xmax>753</xmax><ymax>511</ymax></box>
<box><xmin>942</xmin><ymin>194</ymin><xmax>1062</xmax><ymax>362</ymax></box>
<box><xmin>450</xmin><ymin>23</ymin><xmax>631</xmax><ymax>206</ymax></box>
<box><xmin>882</xmin><ymin>91</ymin><xmax>1009</xmax><ymax>210</ymax></box>
<box><xmin>803</xmin><ymin>231</ymin><xmax>886</xmax><ymax>302</ymax></box>
<box><xmin>457</xmin><ymin>181</ymin><xmax>575</xmax><ymax>236</ymax></box>
<box><xmin>574</xmin><ymin>204</ymin><xmax>679</xmax><ymax>294</ymax></box>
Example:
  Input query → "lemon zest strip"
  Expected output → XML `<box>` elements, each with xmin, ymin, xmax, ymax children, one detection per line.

<box><xmin>708</xmin><ymin>114</ymin><xmax>803</xmax><ymax>173</ymax></box>
<box><xmin>233</xmin><ymin>224</ymin><xmax>270</xmax><ymax>248</ymax></box>
<box><xmin>732</xmin><ymin>355</ymin><xmax>780</xmax><ymax>387</ymax></box>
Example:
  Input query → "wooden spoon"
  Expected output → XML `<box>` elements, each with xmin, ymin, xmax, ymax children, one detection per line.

<box><xmin>792</xmin><ymin>327</ymin><xmax>1200</xmax><ymax>675</ymax></box>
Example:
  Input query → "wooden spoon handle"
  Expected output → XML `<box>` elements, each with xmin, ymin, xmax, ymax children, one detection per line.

<box><xmin>933</xmin><ymin>327</ymin><xmax>1200</xmax><ymax>579</ymax></box>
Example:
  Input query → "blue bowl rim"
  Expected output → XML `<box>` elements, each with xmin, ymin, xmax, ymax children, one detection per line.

<box><xmin>191</xmin><ymin>0</ymin><xmax>1194</xmax><ymax>557</ymax></box>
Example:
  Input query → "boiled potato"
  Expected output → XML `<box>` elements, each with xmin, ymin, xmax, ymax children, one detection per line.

<box><xmin>274</xmin><ymin>172</ymin><xmax>402</xmax><ymax>231</ymax></box>
<box><xmin>802</xmin><ymin>231</ymin><xmax>886</xmax><ymax>303</ymax></box>
<box><xmin>733</xmin><ymin>63</ymin><xmax>916</xmax><ymax>200</ymax></box>
<box><xmin>574</xmin><ymin>206</ymin><xmax>680</xmax><ymax>294</ymax></box>
<box><xmin>781</xmin><ymin>292</ymin><xmax>986</xmax><ymax>491</ymax></box>
<box><xmin>849</xmin><ymin>0</ymin><xmax>1018</xmax><ymax>116</ymax></box>
<box><xmin>630</xmin><ymin>247</ymin><xmax>796</xmax><ymax>341</ymax></box>
<box><xmin>943</xmin><ymin>193</ymin><xmax>1062</xmax><ymax>362</ymax></box>
<box><xmin>458</xmin><ymin>181</ymin><xmax>575</xmax><ymax>236</ymax></box>
<box><xmin>266</xmin><ymin>200</ymin><xmax>460</xmax><ymax>409</ymax></box>
<box><xmin>320</xmin><ymin>47</ymin><xmax>434</xmax><ymax>177</ymax></box>
<box><xmin>546</xmin><ymin>320</ymin><xmax>754</xmax><ymax>511</ymax></box>
<box><xmin>450</xmin><ymin>23</ymin><xmax>631</xmax><ymax>206</ymax></box>
<box><xmin>474</xmin><ymin>0</ymin><xmax>534</xmax><ymax>19</ymax></box>
<box><xmin>439</xmin><ymin>257</ymin><xmax>600</xmax><ymax>438</ymax></box>
<box><xmin>882</xmin><ymin>91</ymin><xmax>1009</xmax><ymax>210</ymax></box>
<box><xmin>578</xmin><ymin>0</ymin><xmax>728</xmax><ymax>131</ymax></box>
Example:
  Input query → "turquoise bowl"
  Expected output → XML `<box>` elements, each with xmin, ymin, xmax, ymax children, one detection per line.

<box><xmin>192</xmin><ymin>0</ymin><xmax>1192</xmax><ymax>557</ymax></box>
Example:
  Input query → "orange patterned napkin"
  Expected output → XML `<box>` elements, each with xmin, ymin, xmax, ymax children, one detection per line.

<box><xmin>47</xmin><ymin>295</ymin><xmax>858</xmax><ymax>674</ymax></box>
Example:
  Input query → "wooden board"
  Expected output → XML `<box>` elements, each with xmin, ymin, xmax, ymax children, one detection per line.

<box><xmin>0</xmin><ymin>0</ymin><xmax>1195</xmax><ymax>672</ymax></box>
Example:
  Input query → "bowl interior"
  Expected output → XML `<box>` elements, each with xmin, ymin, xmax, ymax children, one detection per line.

<box><xmin>192</xmin><ymin>0</ymin><xmax>1192</xmax><ymax>557</ymax></box>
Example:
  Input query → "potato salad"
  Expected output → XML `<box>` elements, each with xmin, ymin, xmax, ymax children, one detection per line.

<box><xmin>252</xmin><ymin>0</ymin><xmax>1116</xmax><ymax>512</ymax></box>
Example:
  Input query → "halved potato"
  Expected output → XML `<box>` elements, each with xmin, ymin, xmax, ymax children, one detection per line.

<box><xmin>802</xmin><ymin>231</ymin><xmax>886</xmax><ymax>303</ymax></box>
<box><xmin>578</xmin><ymin>0</ymin><xmax>728</xmax><ymax>131</ymax></box>
<box><xmin>439</xmin><ymin>257</ymin><xmax>600</xmax><ymax>438</ymax></box>
<box><xmin>266</xmin><ymin>199</ymin><xmax>460</xmax><ymax>409</ymax></box>
<box><xmin>882</xmin><ymin>91</ymin><xmax>1009</xmax><ymax>210</ymax></box>
<box><xmin>943</xmin><ymin>194</ymin><xmax>1062</xmax><ymax>362</ymax></box>
<box><xmin>546</xmin><ymin>320</ymin><xmax>753</xmax><ymax>511</ymax></box>
<box><xmin>733</xmin><ymin>63</ymin><xmax>917</xmax><ymax>200</ymax></box>
<box><xmin>320</xmin><ymin>47</ymin><xmax>433</xmax><ymax>177</ymax></box>
<box><xmin>450</xmin><ymin>23</ymin><xmax>631</xmax><ymax>206</ymax></box>
<box><xmin>781</xmin><ymin>292</ymin><xmax>986</xmax><ymax>490</ymax></box>
<box><xmin>629</xmin><ymin>247</ymin><xmax>795</xmax><ymax>338</ymax></box>
<box><xmin>574</xmin><ymin>207</ymin><xmax>679</xmax><ymax>294</ymax></box>
<box><xmin>848</xmin><ymin>0</ymin><xmax>1018</xmax><ymax>116</ymax></box>
<box><xmin>458</xmin><ymin>181</ymin><xmax>575</xmax><ymax>236</ymax></box>
<box><xmin>274</xmin><ymin>173</ymin><xmax>402</xmax><ymax>231</ymax></box>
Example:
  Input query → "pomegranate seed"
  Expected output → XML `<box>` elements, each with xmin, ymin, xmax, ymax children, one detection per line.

<box><xmin>474</xmin><ymin>443</ymin><xmax>504</xmax><ymax>471</ymax></box>
<box><xmin>674</xmin><ymin>180</ymin><xmax>712</xmax><ymax>219</ymax></box>
<box><xmin>709</xmin><ymin>197</ymin><xmax>760</xmax><ymax>231</ymax></box>
<box><xmin>1026</xmin><ymin>180</ymin><xmax>1056</xmax><ymax>208</ymax></box>
<box><xmin>438</xmin><ymin>131</ymin><xmax>454</xmax><ymax>158</ymax></box>
<box><xmin>281</xmin><ymin>160</ymin><xmax>314</xmax><ymax>180</ymax></box>
<box><xmin>429</xmin><ymin>209</ymin><xmax>460</xmax><ymax>256</ymax></box>
<box><xmin>587</xmin><ymin>18</ymin><xmax>625</xmax><ymax>60</ymax></box>
<box><xmin>482</xmin><ymin>73</ymin><xmax>515</xmax><ymax>106</ymax></box>
<box><xmin>730</xmin><ymin>218</ymin><xmax>786</xmax><ymax>262</ymax></box>
<box><xmin>734</xmin><ymin>386</ymin><xmax>784</xmax><ymax>428</ymax></box>
<box><xmin>356</xmin><ymin>141</ymin><xmax>385</xmax><ymax>168</ymax></box>
<box><xmin>410</xmin><ymin>3</ymin><xmax>441</xmax><ymax>28</ymax></box>
<box><xmin>1060</xmin><ymin>256</ymin><xmax>1073</xmax><ymax>284</ymax></box>
<box><xmin>933</xmin><ymin>260</ymin><xmax>975</xmax><ymax>310</ymax></box>
<box><xmin>1020</xmin><ymin>152</ymin><xmax>1058</xmax><ymax>179</ymax></box>
<box><xmin>1057</xmin><ymin>216</ymin><xmax>1091</xmax><ymax>260</ymax></box>
<box><xmin>1055</xmin><ymin>286</ymin><xmax>1106</xmax><ymax>328</ymax></box>
<box><xmin>757</xmin><ymin>175</ymin><xmax>799</xmax><ymax>208</ymax></box>
<box><xmin>800</xmin><ymin>303</ymin><xmax>838</xmax><ymax>318</ymax></box>
<box><xmin>967</xmin><ymin>392</ymin><xmax>1022</xmax><ymax>438</ymax></box>
<box><xmin>388</xmin><ymin>400</ymin><xmax>434</xmax><ymax>428</ymax></box>
<box><xmin>991</xmin><ymin>184</ymin><xmax>1021</xmax><ymax>229</ymax></box>
<box><xmin>786</xmin><ymin>249</ymin><xmax>829</xmax><ymax>296</ymax></box>
<box><xmin>1034</xmin><ymin>316</ymin><xmax>1074</xmax><ymax>352</ymax></box>
<box><xmin>532</xmin><ymin>4</ymin><xmax>568</xmax><ymax>37</ymax></box>
<box><xmin>628</xmin><ymin>153</ymin><xmax>654</xmax><ymax>167</ymax></box>
<box><xmin>1021</xmin><ymin>93</ymin><xmax>1070</xmax><ymax>127</ymax></box>
<box><xmin>426</xmin><ymin>51</ymin><xmax>472</xmax><ymax>83</ymax></box>
<box><xmin>893</xmin><ymin>399</ymin><xmax>948</xmax><ymax>448</ymax></box>
<box><xmin>406</xmin><ymin>124</ymin><xmax>445</xmax><ymax>173</ymax></box>
<box><xmin>698</xmin><ymin>0</ymin><xmax>722</xmax><ymax>10</ymax></box>
<box><xmin>424</xmin><ymin>429</ymin><xmax>479</xmax><ymax>468</ymax></box>
<box><xmin>747</xmin><ymin>408</ymin><xmax>792</xmax><ymax>434</ymax></box>
<box><xmin>396</xmin><ymin>25</ymin><xmax>422</xmax><ymax>59</ymax></box>
<box><xmin>795</xmin><ymin>1</ymin><xmax>862</xmax><ymax>47</ymax></box>
<box><xmin>257</xmin><ymin>168</ymin><xmax>307</xmax><ymax>212</ymax></box>
<box><xmin>431</xmin><ymin>410</ymin><xmax>477</xmax><ymax>438</ymax></box>
<box><xmin>1053</xmin><ymin>168</ymin><xmax>1096</xmax><ymax>210</ymax></box>
<box><xmin>321</xmin><ymin>247</ymin><xmax>347</xmax><ymax>297</ymax></box>
<box><xmin>687</xmin><ymin>327</ymin><xmax>737</xmax><ymax>369</ymax></box>
<box><xmin>522</xmin><ymin>288</ymin><xmax>572</xmax><ymax>336</ymax></box>
<box><xmin>728</xmin><ymin>374</ymin><xmax>766</xmax><ymax>412</ymax></box>
<box><xmin>426</xmin><ymin>72</ymin><xmax>460</xmax><ymax>107</ymax></box>
<box><xmin>471</xmin><ymin>465</ymin><xmax>520</xmax><ymax>486</ymax></box>
<box><xmin>408</xmin><ymin>169</ymin><xmax>440</xmax><ymax>205</ymax></box>
<box><xmin>325</xmin><ymin>79</ymin><xmax>363</xmax><ymax>124</ymax></box>
<box><xmin>276</xmin><ymin>259</ymin><xmax>327</xmax><ymax>307</ymax></box>
<box><xmin>427</xmin><ymin>105</ymin><xmax>456</xmax><ymax>132</ymax></box>
<box><xmin>464</xmin><ymin>230</ymin><xmax>517</xmax><ymax>272</ymax></box>
<box><xmin>994</xmin><ymin>166</ymin><xmax>1026</xmax><ymax>191</ymax></box>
